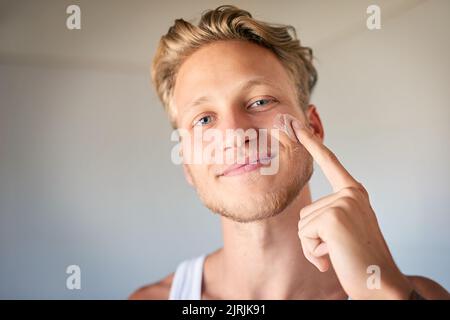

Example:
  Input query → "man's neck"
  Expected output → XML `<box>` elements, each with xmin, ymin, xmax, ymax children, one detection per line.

<box><xmin>203</xmin><ymin>184</ymin><xmax>346</xmax><ymax>299</ymax></box>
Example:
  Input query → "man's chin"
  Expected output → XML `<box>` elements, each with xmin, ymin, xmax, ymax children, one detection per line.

<box><xmin>203</xmin><ymin>188</ymin><xmax>297</xmax><ymax>223</ymax></box>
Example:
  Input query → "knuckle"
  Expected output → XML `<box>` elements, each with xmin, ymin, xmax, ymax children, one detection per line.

<box><xmin>341</xmin><ymin>183</ymin><xmax>368</xmax><ymax>200</ymax></box>
<box><xmin>297</xmin><ymin>219</ymin><xmax>303</xmax><ymax>231</ymax></box>
<box><xmin>335</xmin><ymin>196</ymin><xmax>356</xmax><ymax>209</ymax></box>
<box><xmin>299</xmin><ymin>207</ymin><xmax>308</xmax><ymax>218</ymax></box>
<box><xmin>354</xmin><ymin>182</ymin><xmax>369</xmax><ymax>198</ymax></box>
<box><xmin>326</xmin><ymin>206</ymin><xmax>345</xmax><ymax>226</ymax></box>
<box><xmin>298</xmin><ymin>219</ymin><xmax>307</xmax><ymax>232</ymax></box>
<box><xmin>339</xmin><ymin>187</ymin><xmax>358</xmax><ymax>198</ymax></box>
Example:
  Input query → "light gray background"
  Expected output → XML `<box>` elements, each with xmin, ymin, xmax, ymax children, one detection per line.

<box><xmin>0</xmin><ymin>0</ymin><xmax>449</xmax><ymax>299</ymax></box>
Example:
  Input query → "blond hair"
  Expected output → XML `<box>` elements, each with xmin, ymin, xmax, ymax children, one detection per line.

<box><xmin>152</xmin><ymin>5</ymin><xmax>317</xmax><ymax>128</ymax></box>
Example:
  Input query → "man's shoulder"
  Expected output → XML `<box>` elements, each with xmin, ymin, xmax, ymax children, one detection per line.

<box><xmin>128</xmin><ymin>273</ymin><xmax>174</xmax><ymax>300</ymax></box>
<box><xmin>406</xmin><ymin>275</ymin><xmax>450</xmax><ymax>299</ymax></box>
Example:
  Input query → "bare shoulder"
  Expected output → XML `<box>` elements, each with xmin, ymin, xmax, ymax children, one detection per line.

<box><xmin>407</xmin><ymin>275</ymin><xmax>450</xmax><ymax>300</ymax></box>
<box><xmin>128</xmin><ymin>273</ymin><xmax>174</xmax><ymax>300</ymax></box>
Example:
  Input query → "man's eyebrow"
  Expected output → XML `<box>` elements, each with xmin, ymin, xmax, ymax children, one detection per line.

<box><xmin>186</xmin><ymin>95</ymin><xmax>212</xmax><ymax>109</ymax></box>
<box><xmin>237</xmin><ymin>77</ymin><xmax>283</xmax><ymax>93</ymax></box>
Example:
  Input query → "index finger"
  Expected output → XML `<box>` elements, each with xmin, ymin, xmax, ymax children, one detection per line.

<box><xmin>291</xmin><ymin>119</ymin><xmax>358</xmax><ymax>192</ymax></box>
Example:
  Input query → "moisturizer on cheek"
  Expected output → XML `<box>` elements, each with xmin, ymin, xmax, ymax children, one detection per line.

<box><xmin>272</xmin><ymin>113</ymin><xmax>299</xmax><ymax>142</ymax></box>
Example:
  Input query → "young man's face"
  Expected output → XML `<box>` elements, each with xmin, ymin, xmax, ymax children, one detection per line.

<box><xmin>173</xmin><ymin>40</ymin><xmax>314</xmax><ymax>222</ymax></box>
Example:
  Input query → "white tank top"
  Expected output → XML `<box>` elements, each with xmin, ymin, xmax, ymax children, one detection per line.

<box><xmin>169</xmin><ymin>254</ymin><xmax>206</xmax><ymax>300</ymax></box>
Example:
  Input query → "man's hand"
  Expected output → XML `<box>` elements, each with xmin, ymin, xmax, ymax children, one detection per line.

<box><xmin>290</xmin><ymin>117</ymin><xmax>413</xmax><ymax>300</ymax></box>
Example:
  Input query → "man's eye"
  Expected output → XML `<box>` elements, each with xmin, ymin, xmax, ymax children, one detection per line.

<box><xmin>194</xmin><ymin>115</ymin><xmax>213</xmax><ymax>127</ymax></box>
<box><xmin>248</xmin><ymin>98</ymin><xmax>276</xmax><ymax>109</ymax></box>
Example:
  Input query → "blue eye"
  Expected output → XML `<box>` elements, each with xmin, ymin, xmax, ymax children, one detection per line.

<box><xmin>248</xmin><ymin>98</ymin><xmax>275</xmax><ymax>109</ymax></box>
<box><xmin>194</xmin><ymin>115</ymin><xmax>213</xmax><ymax>127</ymax></box>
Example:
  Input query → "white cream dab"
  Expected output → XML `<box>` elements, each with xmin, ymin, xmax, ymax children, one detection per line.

<box><xmin>272</xmin><ymin>113</ymin><xmax>298</xmax><ymax>141</ymax></box>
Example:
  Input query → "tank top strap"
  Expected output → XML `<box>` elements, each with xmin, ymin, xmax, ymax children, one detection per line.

<box><xmin>169</xmin><ymin>254</ymin><xmax>206</xmax><ymax>300</ymax></box>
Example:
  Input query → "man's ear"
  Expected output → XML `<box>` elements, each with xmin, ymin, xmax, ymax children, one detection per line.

<box><xmin>182</xmin><ymin>164</ymin><xmax>194</xmax><ymax>187</ymax></box>
<box><xmin>305</xmin><ymin>104</ymin><xmax>325</xmax><ymax>142</ymax></box>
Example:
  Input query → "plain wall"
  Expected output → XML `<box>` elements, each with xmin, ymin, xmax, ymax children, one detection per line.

<box><xmin>0</xmin><ymin>0</ymin><xmax>449</xmax><ymax>298</ymax></box>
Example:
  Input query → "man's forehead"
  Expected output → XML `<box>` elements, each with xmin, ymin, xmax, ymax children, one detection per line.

<box><xmin>174</xmin><ymin>41</ymin><xmax>290</xmax><ymax>95</ymax></box>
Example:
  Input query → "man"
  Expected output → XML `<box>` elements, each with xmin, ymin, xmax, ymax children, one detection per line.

<box><xmin>130</xmin><ymin>5</ymin><xmax>449</xmax><ymax>299</ymax></box>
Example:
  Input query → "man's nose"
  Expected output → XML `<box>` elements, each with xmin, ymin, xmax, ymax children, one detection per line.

<box><xmin>218</xmin><ymin>109</ymin><xmax>252</xmax><ymax>131</ymax></box>
<box><xmin>218</xmin><ymin>110</ymin><xmax>255</xmax><ymax>150</ymax></box>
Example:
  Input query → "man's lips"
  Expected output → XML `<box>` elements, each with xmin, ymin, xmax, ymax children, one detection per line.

<box><xmin>217</xmin><ymin>154</ymin><xmax>276</xmax><ymax>177</ymax></box>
